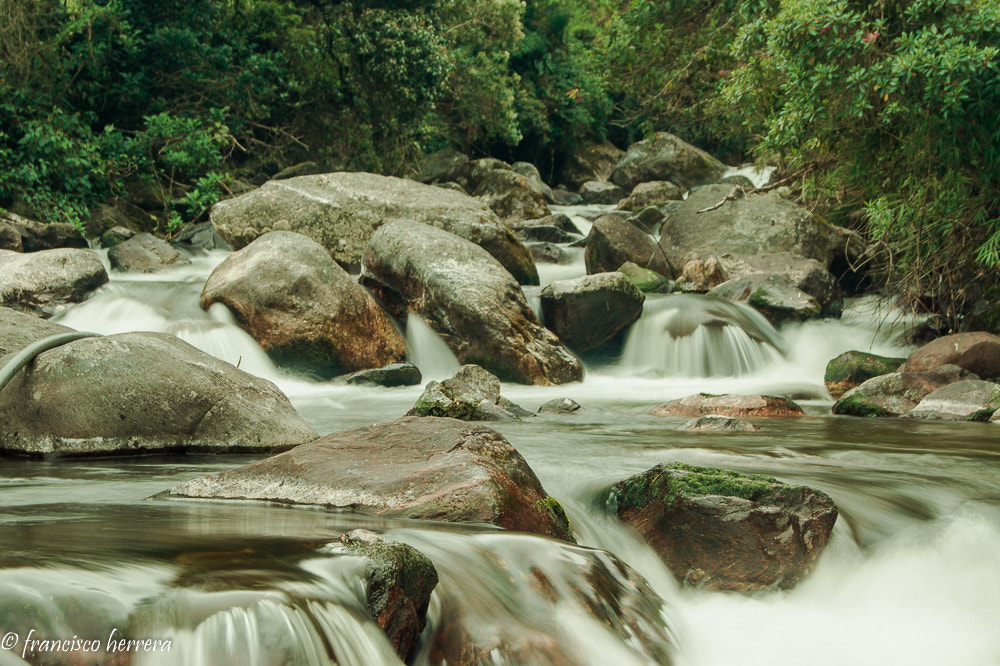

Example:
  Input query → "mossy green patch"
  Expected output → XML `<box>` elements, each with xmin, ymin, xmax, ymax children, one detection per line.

<box><xmin>537</xmin><ymin>496</ymin><xmax>572</xmax><ymax>540</ymax></box>
<box><xmin>341</xmin><ymin>533</ymin><xmax>438</xmax><ymax>620</ymax></box>
<box><xmin>824</xmin><ymin>351</ymin><xmax>905</xmax><ymax>385</ymax></box>
<box><xmin>833</xmin><ymin>393</ymin><xmax>890</xmax><ymax>418</ymax></box>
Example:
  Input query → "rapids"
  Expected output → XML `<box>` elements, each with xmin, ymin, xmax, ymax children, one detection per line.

<box><xmin>2</xmin><ymin>208</ymin><xmax>999</xmax><ymax>665</ymax></box>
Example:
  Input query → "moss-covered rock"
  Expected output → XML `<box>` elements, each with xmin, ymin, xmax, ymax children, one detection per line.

<box><xmin>832</xmin><ymin>364</ymin><xmax>978</xmax><ymax>418</ymax></box>
<box><xmin>617</xmin><ymin>261</ymin><xmax>674</xmax><ymax>294</ymax></box>
<box><xmin>824</xmin><ymin>350</ymin><xmax>907</xmax><ymax>399</ymax></box>
<box><xmin>605</xmin><ymin>463</ymin><xmax>838</xmax><ymax>592</ymax></box>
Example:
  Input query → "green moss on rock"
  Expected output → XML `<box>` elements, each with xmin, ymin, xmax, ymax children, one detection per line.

<box><xmin>832</xmin><ymin>392</ymin><xmax>891</xmax><ymax>418</ymax></box>
<box><xmin>537</xmin><ymin>496</ymin><xmax>572</xmax><ymax>538</ymax></box>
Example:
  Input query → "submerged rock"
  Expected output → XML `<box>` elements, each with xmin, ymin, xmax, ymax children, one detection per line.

<box><xmin>339</xmin><ymin>529</ymin><xmax>438</xmax><ymax>661</ymax></box>
<box><xmin>343</xmin><ymin>362</ymin><xmax>422</xmax><ymax>387</ymax></box>
<box><xmin>541</xmin><ymin>272</ymin><xmax>645</xmax><ymax>354</ymax></box>
<box><xmin>0</xmin><ymin>248</ymin><xmax>108</xmax><ymax>317</ymax></box>
<box><xmin>605</xmin><ymin>463</ymin><xmax>838</xmax><ymax>591</ymax></box>
<box><xmin>677</xmin><ymin>415</ymin><xmax>761</xmax><ymax>432</ymax></box>
<box><xmin>210</xmin><ymin>171</ymin><xmax>538</xmax><ymax>284</ymax></box>
<box><xmin>202</xmin><ymin>231</ymin><xmax>406</xmax><ymax>380</ymax></box>
<box><xmin>832</xmin><ymin>365</ymin><xmax>977</xmax><ymax>417</ymax></box>
<box><xmin>538</xmin><ymin>397</ymin><xmax>583</xmax><ymax>415</ymax></box>
<box><xmin>409</xmin><ymin>365</ymin><xmax>527</xmax><ymax>421</ymax></box>
<box><xmin>107</xmin><ymin>232</ymin><xmax>187</xmax><ymax>272</ymax></box>
<box><xmin>165</xmin><ymin>416</ymin><xmax>574</xmax><ymax>542</ymax></box>
<box><xmin>900</xmin><ymin>332</ymin><xmax>1000</xmax><ymax>379</ymax></box>
<box><xmin>825</xmin><ymin>350</ymin><xmax>908</xmax><ymax>400</ymax></box>
<box><xmin>363</xmin><ymin>221</ymin><xmax>582</xmax><ymax>385</ymax></box>
<box><xmin>650</xmin><ymin>393</ymin><xmax>805</xmax><ymax>418</ymax></box>
<box><xmin>901</xmin><ymin>379</ymin><xmax>1000</xmax><ymax>421</ymax></box>
<box><xmin>0</xmin><ymin>332</ymin><xmax>317</xmax><ymax>457</ymax></box>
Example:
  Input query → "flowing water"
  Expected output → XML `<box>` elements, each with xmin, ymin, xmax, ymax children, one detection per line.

<box><xmin>3</xmin><ymin>212</ymin><xmax>1000</xmax><ymax>665</ymax></box>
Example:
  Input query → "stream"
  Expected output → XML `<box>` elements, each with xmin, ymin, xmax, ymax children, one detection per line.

<box><xmin>2</xmin><ymin>206</ymin><xmax>999</xmax><ymax>665</ymax></box>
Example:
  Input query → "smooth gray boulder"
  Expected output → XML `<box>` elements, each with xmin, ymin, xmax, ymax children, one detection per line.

<box><xmin>210</xmin><ymin>171</ymin><xmax>538</xmax><ymax>284</ymax></box>
<box><xmin>0</xmin><ymin>210</ymin><xmax>88</xmax><ymax>252</ymax></box>
<box><xmin>165</xmin><ymin>416</ymin><xmax>574</xmax><ymax>541</ymax></box>
<box><xmin>610</xmin><ymin>133</ymin><xmax>726</xmax><ymax>192</ymax></box>
<box><xmin>832</xmin><ymin>365</ymin><xmax>978</xmax><ymax>417</ymax></box>
<box><xmin>537</xmin><ymin>397</ymin><xmax>583</xmax><ymax>414</ymax></box>
<box><xmin>107</xmin><ymin>232</ymin><xmax>187</xmax><ymax>272</ymax></box>
<box><xmin>541</xmin><ymin>272</ymin><xmax>645</xmax><ymax>354</ymax></box>
<box><xmin>710</xmin><ymin>252</ymin><xmax>842</xmax><ymax>320</ymax></box>
<box><xmin>473</xmin><ymin>168</ymin><xmax>550</xmax><ymax>224</ymax></box>
<box><xmin>0</xmin><ymin>332</ymin><xmax>317</xmax><ymax>457</ymax></box>
<box><xmin>0</xmin><ymin>307</ymin><xmax>75</xmax><ymax>356</ymax></box>
<box><xmin>902</xmin><ymin>379</ymin><xmax>1000</xmax><ymax>421</ymax></box>
<box><xmin>657</xmin><ymin>186</ymin><xmax>851</xmax><ymax>277</ymax></box>
<box><xmin>585</xmin><ymin>214</ymin><xmax>671</xmax><ymax>276</ymax></box>
<box><xmin>711</xmin><ymin>274</ymin><xmax>823</xmax><ymax>325</ymax></box>
<box><xmin>511</xmin><ymin>161</ymin><xmax>554</xmax><ymax>203</ymax></box>
<box><xmin>363</xmin><ymin>221</ymin><xmax>582</xmax><ymax>385</ymax></box>
<box><xmin>201</xmin><ymin>231</ymin><xmax>406</xmax><ymax>380</ymax></box>
<box><xmin>415</xmin><ymin>148</ymin><xmax>470</xmax><ymax>184</ymax></box>
<box><xmin>0</xmin><ymin>248</ymin><xmax>108</xmax><ymax>317</ymax></box>
<box><xmin>825</xmin><ymin>351</ymin><xmax>908</xmax><ymax>400</ymax></box>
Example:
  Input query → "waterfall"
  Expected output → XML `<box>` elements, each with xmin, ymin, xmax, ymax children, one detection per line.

<box><xmin>404</xmin><ymin>313</ymin><xmax>461</xmax><ymax>381</ymax></box>
<box><xmin>619</xmin><ymin>294</ymin><xmax>786</xmax><ymax>378</ymax></box>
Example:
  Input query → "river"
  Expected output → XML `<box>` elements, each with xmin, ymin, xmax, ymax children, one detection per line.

<box><xmin>2</xmin><ymin>208</ymin><xmax>999</xmax><ymax>665</ymax></box>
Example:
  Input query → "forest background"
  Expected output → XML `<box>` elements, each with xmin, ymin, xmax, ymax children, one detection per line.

<box><xmin>2</xmin><ymin>0</ymin><xmax>999</xmax><ymax>323</ymax></box>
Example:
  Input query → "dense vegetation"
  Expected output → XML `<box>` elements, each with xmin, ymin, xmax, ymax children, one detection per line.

<box><xmin>2</xmin><ymin>0</ymin><xmax>999</xmax><ymax>324</ymax></box>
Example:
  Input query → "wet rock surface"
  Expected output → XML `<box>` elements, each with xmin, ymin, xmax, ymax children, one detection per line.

<box><xmin>650</xmin><ymin>393</ymin><xmax>805</xmax><ymax>418</ymax></box>
<box><xmin>825</xmin><ymin>350</ymin><xmax>908</xmax><ymax>400</ymax></box>
<box><xmin>833</xmin><ymin>365</ymin><xmax>978</xmax><ymax>417</ymax></box>
<box><xmin>0</xmin><ymin>248</ymin><xmax>108</xmax><ymax>317</ymax></box>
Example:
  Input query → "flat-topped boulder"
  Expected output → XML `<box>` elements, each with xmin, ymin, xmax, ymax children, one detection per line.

<box><xmin>201</xmin><ymin>231</ymin><xmax>406</xmax><ymax>379</ymax></box>
<box><xmin>0</xmin><ymin>307</ymin><xmax>75</xmax><ymax>356</ymax></box>
<box><xmin>901</xmin><ymin>379</ymin><xmax>1000</xmax><ymax>421</ymax></box>
<box><xmin>210</xmin><ymin>171</ymin><xmax>538</xmax><ymax>284</ymax></box>
<box><xmin>363</xmin><ymin>220</ymin><xmax>582</xmax><ymax>385</ymax></box>
<box><xmin>610</xmin><ymin>132</ymin><xmax>727</xmax><ymax>192</ymax></box>
<box><xmin>899</xmin><ymin>332</ymin><xmax>1000</xmax><ymax>379</ymax></box>
<box><xmin>107</xmin><ymin>232</ymin><xmax>187</xmax><ymax>272</ymax></box>
<box><xmin>0</xmin><ymin>248</ymin><xmax>108</xmax><ymax>317</ymax></box>
<box><xmin>832</xmin><ymin>365</ymin><xmax>977</xmax><ymax>417</ymax></box>
<box><xmin>0</xmin><ymin>332</ymin><xmax>317</xmax><ymax>457</ymax></box>
<box><xmin>650</xmin><ymin>393</ymin><xmax>805</xmax><ymax>418</ymax></box>
<box><xmin>604</xmin><ymin>463</ymin><xmax>838</xmax><ymax>591</ymax></box>
<box><xmin>165</xmin><ymin>416</ymin><xmax>574</xmax><ymax>542</ymax></box>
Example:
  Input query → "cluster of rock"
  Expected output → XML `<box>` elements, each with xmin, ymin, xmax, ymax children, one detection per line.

<box><xmin>826</xmin><ymin>332</ymin><xmax>1000</xmax><ymax>421</ymax></box>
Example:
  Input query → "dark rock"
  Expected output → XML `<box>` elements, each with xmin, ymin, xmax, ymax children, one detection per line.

<box><xmin>541</xmin><ymin>272</ymin><xmax>645</xmax><ymax>354</ymax></box>
<box><xmin>0</xmin><ymin>248</ymin><xmax>108</xmax><ymax>317</ymax></box>
<box><xmin>416</xmin><ymin>148</ymin><xmax>471</xmax><ymax>185</ymax></box>
<box><xmin>511</xmin><ymin>213</ymin><xmax>582</xmax><ymax>235</ymax></box>
<box><xmin>527</xmin><ymin>242</ymin><xmax>571</xmax><ymax>265</ymax></box>
<box><xmin>552</xmin><ymin>187</ymin><xmax>585</xmax><ymax>205</ymax></box>
<box><xmin>657</xmin><ymin>185</ymin><xmax>855</xmax><ymax>275</ymax></box>
<box><xmin>173</xmin><ymin>221</ymin><xmax>231</xmax><ymax>251</ymax></box>
<box><xmin>605</xmin><ymin>463</ymin><xmax>838</xmax><ymax>591</ymax></box>
<box><xmin>202</xmin><ymin>231</ymin><xmax>406</xmax><ymax>380</ymax></box>
<box><xmin>579</xmin><ymin>180</ymin><xmax>625</xmax><ymax>205</ymax></box>
<box><xmin>272</xmin><ymin>161</ymin><xmax>323</xmax><ymax>180</ymax></box>
<box><xmin>617</xmin><ymin>181</ymin><xmax>683</xmax><ymax>211</ymax></box>
<box><xmin>362</xmin><ymin>221</ymin><xmax>582</xmax><ymax>385</ymax></box>
<box><xmin>617</xmin><ymin>261</ymin><xmax>674</xmax><ymax>293</ymax></box>
<box><xmin>0</xmin><ymin>332</ymin><xmax>317</xmax><ymax>457</ymax></box>
<box><xmin>901</xmin><ymin>379</ymin><xmax>1000</xmax><ymax>421</ymax></box>
<box><xmin>0</xmin><ymin>307</ymin><xmax>75</xmax><ymax>356</ymax></box>
<box><xmin>650</xmin><ymin>393</ymin><xmax>805</xmax><ymax>418</ymax></box>
<box><xmin>344</xmin><ymin>362</ymin><xmax>422</xmax><ymax>387</ymax></box>
<box><xmin>514</xmin><ymin>225</ymin><xmax>575</xmax><ymax>244</ymax></box>
<box><xmin>677</xmin><ymin>415</ymin><xmax>761</xmax><ymax>431</ymax></box>
<box><xmin>562</xmin><ymin>141</ymin><xmax>626</xmax><ymax>190</ymax></box>
<box><xmin>609</xmin><ymin>133</ymin><xmax>727</xmax><ymax>192</ymax></box>
<box><xmin>166</xmin><ymin>416</ymin><xmax>575</xmax><ymax>541</ymax></box>
<box><xmin>832</xmin><ymin>365</ymin><xmax>978</xmax><ymax>417</ymax></box>
<box><xmin>0</xmin><ymin>221</ymin><xmax>22</xmax><ymax>251</ymax></box>
<box><xmin>86</xmin><ymin>197</ymin><xmax>159</xmax><ymax>237</ymax></box>
<box><xmin>965</xmin><ymin>285</ymin><xmax>1000</xmax><ymax>335</ymax></box>
<box><xmin>537</xmin><ymin>397</ymin><xmax>583</xmax><ymax>414</ymax></box>
<box><xmin>629</xmin><ymin>205</ymin><xmax>672</xmax><ymax>234</ymax></box>
<box><xmin>211</xmin><ymin>171</ymin><xmax>538</xmax><ymax>285</ymax></box>
<box><xmin>107</xmin><ymin>232</ymin><xmax>187</xmax><ymax>272</ymax></box>
<box><xmin>585</xmin><ymin>215</ymin><xmax>671</xmax><ymax>276</ymax></box>
<box><xmin>408</xmin><ymin>365</ymin><xmax>526</xmax><ymax>421</ymax></box>
<box><xmin>123</xmin><ymin>179</ymin><xmax>169</xmax><ymax>210</ymax></box>
<box><xmin>339</xmin><ymin>529</ymin><xmax>438</xmax><ymax>661</ymax></box>
<box><xmin>899</xmin><ymin>332</ymin><xmax>1000</xmax><ymax>379</ymax></box>
<box><xmin>825</xmin><ymin>351</ymin><xmax>908</xmax><ymax>400</ymax></box>
<box><xmin>0</xmin><ymin>211</ymin><xmax>88</xmax><ymax>252</ymax></box>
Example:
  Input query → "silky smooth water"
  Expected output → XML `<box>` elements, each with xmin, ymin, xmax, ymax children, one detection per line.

<box><xmin>3</xmin><ymin>232</ymin><xmax>999</xmax><ymax>666</ymax></box>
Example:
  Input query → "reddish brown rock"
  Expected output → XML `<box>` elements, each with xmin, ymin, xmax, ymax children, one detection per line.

<box><xmin>166</xmin><ymin>416</ymin><xmax>574</xmax><ymax>542</ymax></box>
<box><xmin>899</xmin><ymin>332</ymin><xmax>1000</xmax><ymax>379</ymax></box>
<box><xmin>607</xmin><ymin>463</ymin><xmax>838</xmax><ymax>591</ymax></box>
<box><xmin>650</xmin><ymin>393</ymin><xmax>805</xmax><ymax>418</ymax></box>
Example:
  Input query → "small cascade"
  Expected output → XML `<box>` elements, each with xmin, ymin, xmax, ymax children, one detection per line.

<box><xmin>404</xmin><ymin>313</ymin><xmax>461</xmax><ymax>381</ymax></box>
<box><xmin>165</xmin><ymin>304</ymin><xmax>278</xmax><ymax>380</ymax></box>
<box><xmin>619</xmin><ymin>294</ymin><xmax>786</xmax><ymax>378</ymax></box>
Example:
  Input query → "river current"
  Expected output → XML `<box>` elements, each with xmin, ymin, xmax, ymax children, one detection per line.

<box><xmin>2</xmin><ymin>207</ymin><xmax>999</xmax><ymax>665</ymax></box>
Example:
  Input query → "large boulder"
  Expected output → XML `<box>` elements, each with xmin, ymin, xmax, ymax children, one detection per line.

<box><xmin>338</xmin><ymin>529</ymin><xmax>438</xmax><ymax>661</ymax></box>
<box><xmin>342</xmin><ymin>362</ymin><xmax>422</xmax><ymax>387</ymax></box>
<box><xmin>511</xmin><ymin>161</ymin><xmax>555</xmax><ymax>203</ymax></box>
<box><xmin>561</xmin><ymin>140</ymin><xmax>626</xmax><ymax>190</ymax></box>
<box><xmin>604</xmin><ymin>463</ymin><xmax>838</xmax><ymax>591</ymax></box>
<box><xmin>0</xmin><ymin>307</ymin><xmax>75</xmax><ymax>356</ymax></box>
<box><xmin>585</xmin><ymin>214</ymin><xmax>671</xmax><ymax>276</ymax></box>
<box><xmin>362</xmin><ymin>220</ymin><xmax>582</xmax><ymax>385</ymax></box>
<box><xmin>609</xmin><ymin>133</ymin><xmax>727</xmax><ymax>192</ymax></box>
<box><xmin>901</xmin><ymin>379</ymin><xmax>1000</xmax><ymax>421</ymax></box>
<box><xmin>210</xmin><ymin>171</ymin><xmax>538</xmax><ymax>284</ymax></box>
<box><xmin>472</xmin><ymin>168</ymin><xmax>550</xmax><ymax>224</ymax></box>
<box><xmin>616</xmin><ymin>181</ymin><xmax>683</xmax><ymax>211</ymax></box>
<box><xmin>0</xmin><ymin>210</ymin><xmax>88</xmax><ymax>252</ymax></box>
<box><xmin>832</xmin><ymin>365</ymin><xmax>977</xmax><ymax>417</ymax></box>
<box><xmin>657</xmin><ymin>186</ymin><xmax>850</xmax><ymax>277</ymax></box>
<box><xmin>541</xmin><ymin>272</ymin><xmax>645</xmax><ymax>354</ymax></box>
<box><xmin>0</xmin><ymin>332</ymin><xmax>318</xmax><ymax>457</ymax></box>
<box><xmin>0</xmin><ymin>220</ymin><xmax>22</xmax><ymax>251</ymax></box>
<box><xmin>711</xmin><ymin>252</ymin><xmax>843</xmax><ymax>319</ymax></box>
<box><xmin>710</xmin><ymin>274</ymin><xmax>824</xmax><ymax>325</ymax></box>
<box><xmin>0</xmin><ymin>248</ymin><xmax>108</xmax><ymax>317</ymax></box>
<box><xmin>899</xmin><ymin>332</ymin><xmax>1000</xmax><ymax>379</ymax></box>
<box><xmin>107</xmin><ymin>232</ymin><xmax>187</xmax><ymax>272</ymax></box>
<box><xmin>650</xmin><ymin>393</ymin><xmax>805</xmax><ymax>418</ymax></box>
<box><xmin>165</xmin><ymin>416</ymin><xmax>575</xmax><ymax>542</ymax></box>
<box><xmin>201</xmin><ymin>231</ymin><xmax>406</xmax><ymax>380</ymax></box>
<box><xmin>825</xmin><ymin>350</ymin><xmax>908</xmax><ymax>400</ymax></box>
